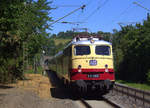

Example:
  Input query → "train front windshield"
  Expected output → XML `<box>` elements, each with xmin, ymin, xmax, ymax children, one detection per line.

<box><xmin>95</xmin><ymin>45</ymin><xmax>110</xmax><ymax>55</ymax></box>
<box><xmin>74</xmin><ymin>45</ymin><xmax>111</xmax><ymax>56</ymax></box>
<box><xmin>74</xmin><ymin>46</ymin><xmax>90</xmax><ymax>55</ymax></box>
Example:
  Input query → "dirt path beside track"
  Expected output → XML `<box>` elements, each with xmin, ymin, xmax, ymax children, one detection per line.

<box><xmin>0</xmin><ymin>74</ymin><xmax>78</xmax><ymax>108</ymax></box>
<box><xmin>11</xmin><ymin>74</ymin><xmax>52</xmax><ymax>99</ymax></box>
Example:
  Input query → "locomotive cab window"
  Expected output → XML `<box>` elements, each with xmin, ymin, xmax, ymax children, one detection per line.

<box><xmin>74</xmin><ymin>46</ymin><xmax>90</xmax><ymax>55</ymax></box>
<box><xmin>95</xmin><ymin>45</ymin><xmax>110</xmax><ymax>55</ymax></box>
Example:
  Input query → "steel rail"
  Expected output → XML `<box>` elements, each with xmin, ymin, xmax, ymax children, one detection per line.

<box><xmin>79</xmin><ymin>97</ymin><xmax>121</xmax><ymax>108</ymax></box>
<box><xmin>103</xmin><ymin>97</ymin><xmax>122</xmax><ymax>108</ymax></box>
<box><xmin>80</xmin><ymin>98</ymin><xmax>92</xmax><ymax>108</ymax></box>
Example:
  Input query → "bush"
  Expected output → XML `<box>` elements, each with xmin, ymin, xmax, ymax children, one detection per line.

<box><xmin>147</xmin><ymin>70</ymin><xmax>150</xmax><ymax>83</ymax></box>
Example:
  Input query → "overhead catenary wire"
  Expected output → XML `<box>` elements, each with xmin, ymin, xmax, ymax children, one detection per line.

<box><xmin>73</xmin><ymin>0</ymin><xmax>94</xmax><ymax>27</ymax></box>
<box><xmin>116</xmin><ymin>1</ymin><xmax>150</xmax><ymax>26</ymax></box>
<box><xmin>115</xmin><ymin>1</ymin><xmax>150</xmax><ymax>28</ymax></box>
<box><xmin>51</xmin><ymin>5</ymin><xmax>81</xmax><ymax>8</ymax></box>
<box><xmin>49</xmin><ymin>5</ymin><xmax>86</xmax><ymax>26</ymax></box>
<box><xmin>57</xmin><ymin>21</ymin><xmax>86</xmax><ymax>26</ymax></box>
<box><xmin>133</xmin><ymin>1</ymin><xmax>150</xmax><ymax>12</ymax></box>
<box><xmin>50</xmin><ymin>0</ymin><xmax>94</xmax><ymax>28</ymax></box>
<box><xmin>83</xmin><ymin>0</ymin><xmax>110</xmax><ymax>21</ymax></box>
<box><xmin>111</xmin><ymin>3</ymin><xmax>133</xmax><ymax>23</ymax></box>
<box><xmin>118</xmin><ymin>22</ymin><xmax>137</xmax><ymax>27</ymax></box>
<box><xmin>50</xmin><ymin>0</ymin><xmax>110</xmax><ymax>33</ymax></box>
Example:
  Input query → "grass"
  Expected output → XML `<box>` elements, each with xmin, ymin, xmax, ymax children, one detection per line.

<box><xmin>116</xmin><ymin>80</ymin><xmax>150</xmax><ymax>91</ymax></box>
<box><xmin>54</xmin><ymin>39</ymin><xmax>71</xmax><ymax>45</ymax></box>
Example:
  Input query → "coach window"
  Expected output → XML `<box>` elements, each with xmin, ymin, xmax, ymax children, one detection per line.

<box><xmin>74</xmin><ymin>45</ymin><xmax>90</xmax><ymax>55</ymax></box>
<box><xmin>95</xmin><ymin>45</ymin><xmax>110</xmax><ymax>55</ymax></box>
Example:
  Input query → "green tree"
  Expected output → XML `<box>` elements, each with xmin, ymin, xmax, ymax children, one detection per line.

<box><xmin>0</xmin><ymin>0</ymin><xmax>53</xmax><ymax>83</ymax></box>
<box><xmin>113</xmin><ymin>14</ymin><xmax>150</xmax><ymax>83</ymax></box>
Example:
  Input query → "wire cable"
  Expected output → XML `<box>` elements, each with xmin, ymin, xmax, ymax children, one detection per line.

<box><xmin>72</xmin><ymin>0</ymin><xmax>95</xmax><ymax>28</ymax></box>
<box><xmin>51</xmin><ymin>5</ymin><xmax>81</xmax><ymax>8</ymax></box>
<box><xmin>83</xmin><ymin>0</ymin><xmax>110</xmax><ymax>21</ymax></box>
<box><xmin>111</xmin><ymin>3</ymin><xmax>133</xmax><ymax>23</ymax></box>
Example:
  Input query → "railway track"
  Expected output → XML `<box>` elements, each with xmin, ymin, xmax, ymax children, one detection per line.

<box><xmin>46</xmin><ymin>70</ymin><xmax>122</xmax><ymax>108</ymax></box>
<box><xmin>76</xmin><ymin>97</ymin><xmax>121</xmax><ymax>108</ymax></box>
<box><xmin>76</xmin><ymin>82</ymin><xmax>150</xmax><ymax>108</ymax></box>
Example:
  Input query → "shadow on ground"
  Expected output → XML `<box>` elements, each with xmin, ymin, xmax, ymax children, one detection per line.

<box><xmin>46</xmin><ymin>70</ymin><xmax>104</xmax><ymax>100</ymax></box>
<box><xmin>0</xmin><ymin>85</ymin><xmax>14</xmax><ymax>89</ymax></box>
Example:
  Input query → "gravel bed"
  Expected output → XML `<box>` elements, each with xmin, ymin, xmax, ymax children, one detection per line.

<box><xmin>104</xmin><ymin>90</ymin><xmax>150</xmax><ymax>108</ymax></box>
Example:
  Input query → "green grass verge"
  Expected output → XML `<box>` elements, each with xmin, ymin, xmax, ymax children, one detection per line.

<box><xmin>116</xmin><ymin>80</ymin><xmax>150</xmax><ymax>91</ymax></box>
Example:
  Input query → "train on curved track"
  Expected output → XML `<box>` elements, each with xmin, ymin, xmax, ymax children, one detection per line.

<box><xmin>48</xmin><ymin>35</ymin><xmax>115</xmax><ymax>95</ymax></box>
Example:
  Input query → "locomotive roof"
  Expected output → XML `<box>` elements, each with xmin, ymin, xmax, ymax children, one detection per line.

<box><xmin>55</xmin><ymin>37</ymin><xmax>112</xmax><ymax>58</ymax></box>
<box><xmin>72</xmin><ymin>40</ymin><xmax>112</xmax><ymax>45</ymax></box>
<box><xmin>64</xmin><ymin>37</ymin><xmax>112</xmax><ymax>49</ymax></box>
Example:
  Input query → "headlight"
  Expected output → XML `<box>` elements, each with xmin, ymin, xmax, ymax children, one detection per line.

<box><xmin>78</xmin><ymin>65</ymin><xmax>82</xmax><ymax>72</ymax></box>
<box><xmin>105</xmin><ymin>64</ymin><xmax>109</xmax><ymax>72</ymax></box>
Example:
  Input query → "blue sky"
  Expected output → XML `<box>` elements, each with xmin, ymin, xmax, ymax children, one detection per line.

<box><xmin>49</xmin><ymin>0</ymin><xmax>150</xmax><ymax>34</ymax></box>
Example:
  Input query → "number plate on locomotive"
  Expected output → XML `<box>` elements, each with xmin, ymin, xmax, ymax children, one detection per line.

<box><xmin>89</xmin><ymin>60</ymin><xmax>97</xmax><ymax>66</ymax></box>
<box><xmin>87</xmin><ymin>74</ymin><xmax>99</xmax><ymax>78</ymax></box>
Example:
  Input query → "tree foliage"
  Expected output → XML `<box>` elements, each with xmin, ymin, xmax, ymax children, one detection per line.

<box><xmin>113</xmin><ymin>14</ymin><xmax>150</xmax><ymax>83</ymax></box>
<box><xmin>0</xmin><ymin>0</ymin><xmax>52</xmax><ymax>83</ymax></box>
